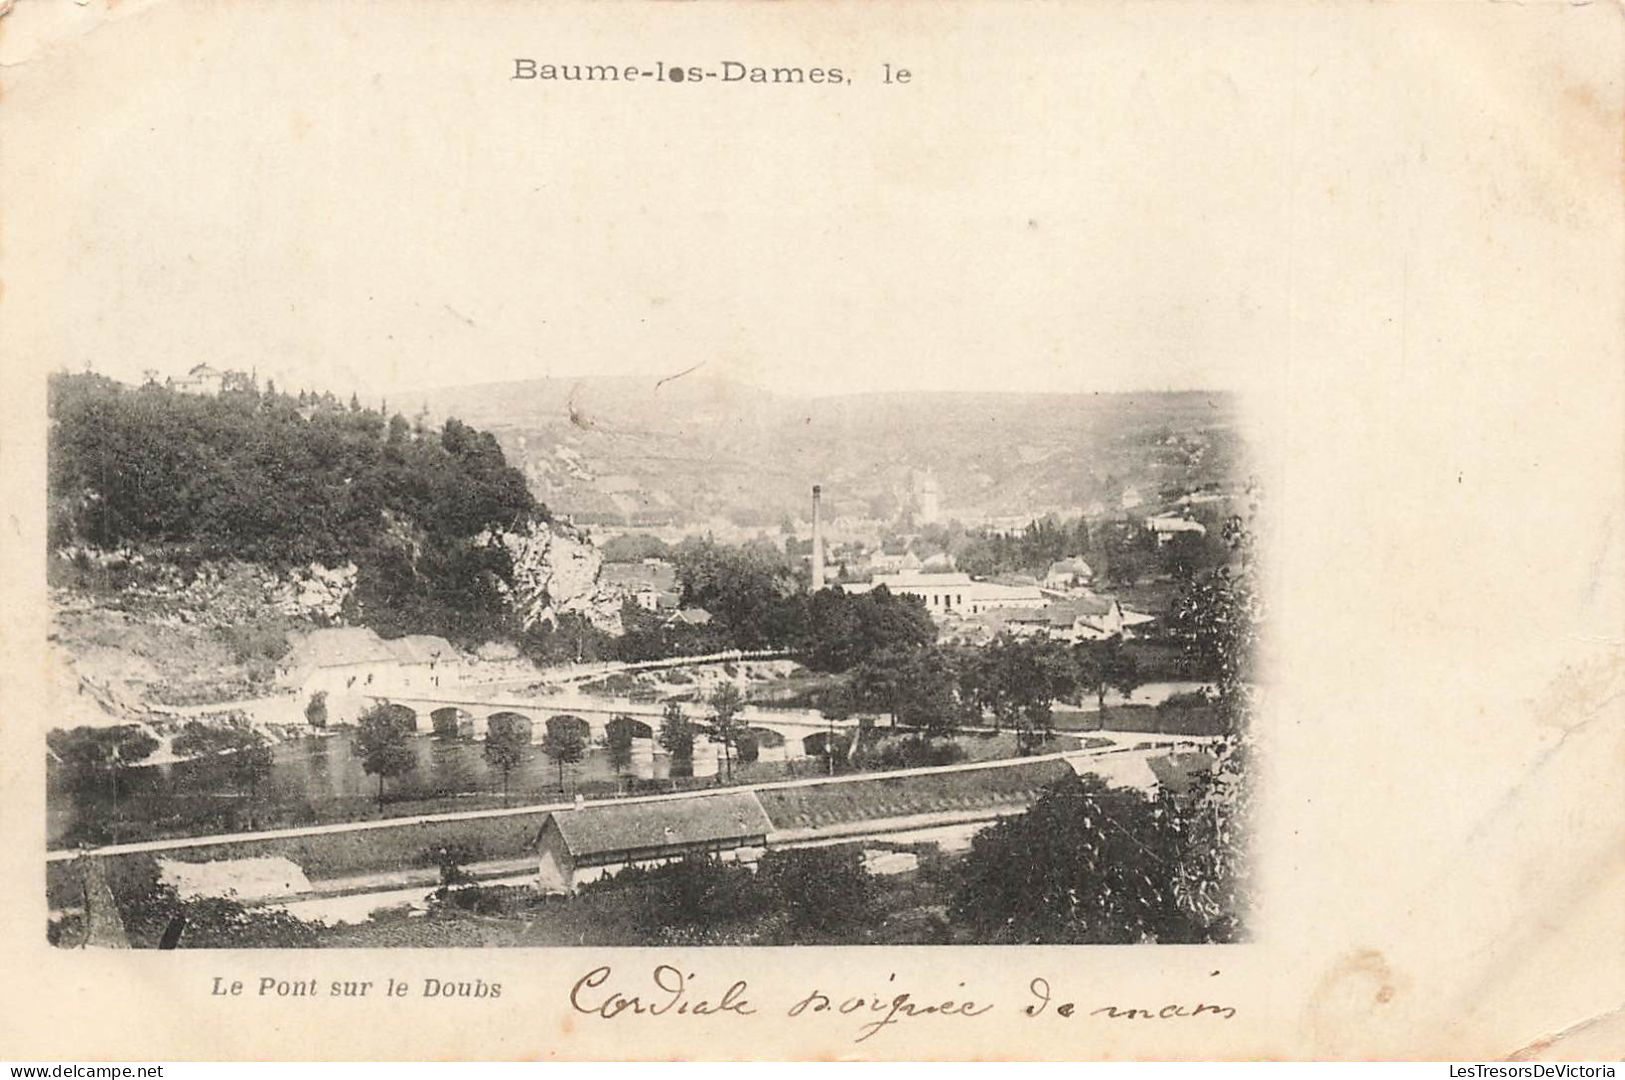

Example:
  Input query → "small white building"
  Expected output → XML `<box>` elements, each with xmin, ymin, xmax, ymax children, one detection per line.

<box><xmin>842</xmin><ymin>571</ymin><xmax>1045</xmax><ymax>617</ymax></box>
<box><xmin>280</xmin><ymin>627</ymin><xmax>462</xmax><ymax>722</ymax></box>
<box><xmin>1043</xmin><ymin>557</ymin><xmax>1094</xmax><ymax>591</ymax></box>
<box><xmin>1146</xmin><ymin>515</ymin><xmax>1208</xmax><ymax>546</ymax></box>
<box><xmin>600</xmin><ymin>560</ymin><xmax>678</xmax><ymax>611</ymax></box>
<box><xmin>172</xmin><ymin>363</ymin><xmax>226</xmax><ymax>395</ymax></box>
<box><xmin>381</xmin><ymin>634</ymin><xmax>461</xmax><ymax>693</ymax></box>
<box><xmin>279</xmin><ymin>627</ymin><xmax>399</xmax><ymax>701</ymax></box>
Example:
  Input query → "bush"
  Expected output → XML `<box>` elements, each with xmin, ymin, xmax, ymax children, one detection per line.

<box><xmin>757</xmin><ymin>848</ymin><xmax>874</xmax><ymax>937</ymax></box>
<box><xmin>864</xmin><ymin>734</ymin><xmax>966</xmax><ymax>770</ymax></box>
<box><xmin>1160</xmin><ymin>690</ymin><xmax>1212</xmax><ymax>710</ymax></box>
<box><xmin>587</xmin><ymin>857</ymin><xmax>775</xmax><ymax>932</ymax></box>
<box><xmin>221</xmin><ymin>617</ymin><xmax>293</xmax><ymax>665</ymax></box>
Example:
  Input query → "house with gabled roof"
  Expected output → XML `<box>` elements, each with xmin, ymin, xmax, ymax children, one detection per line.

<box><xmin>382</xmin><ymin>634</ymin><xmax>461</xmax><ymax>692</ymax></box>
<box><xmin>172</xmin><ymin>363</ymin><xmax>226</xmax><ymax>396</ymax></box>
<box><xmin>536</xmin><ymin>790</ymin><xmax>773</xmax><ymax>892</ymax></box>
<box><xmin>1043</xmin><ymin>557</ymin><xmax>1094</xmax><ymax>591</ymax></box>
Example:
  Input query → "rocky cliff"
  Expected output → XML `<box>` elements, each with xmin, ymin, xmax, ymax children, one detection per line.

<box><xmin>482</xmin><ymin>519</ymin><xmax>624</xmax><ymax>635</ymax></box>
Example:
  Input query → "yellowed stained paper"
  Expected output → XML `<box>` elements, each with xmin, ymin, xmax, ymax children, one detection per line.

<box><xmin>1</xmin><ymin>0</ymin><xmax>1622</xmax><ymax>1061</ymax></box>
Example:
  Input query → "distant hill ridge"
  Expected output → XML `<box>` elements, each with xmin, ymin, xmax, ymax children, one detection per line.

<box><xmin>416</xmin><ymin>376</ymin><xmax>1242</xmax><ymax>527</ymax></box>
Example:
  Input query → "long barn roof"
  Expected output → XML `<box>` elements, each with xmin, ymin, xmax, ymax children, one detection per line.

<box><xmin>545</xmin><ymin>791</ymin><xmax>772</xmax><ymax>858</ymax></box>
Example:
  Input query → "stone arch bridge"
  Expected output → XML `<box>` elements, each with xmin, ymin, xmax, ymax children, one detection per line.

<box><xmin>363</xmin><ymin>692</ymin><xmax>849</xmax><ymax>760</ymax></box>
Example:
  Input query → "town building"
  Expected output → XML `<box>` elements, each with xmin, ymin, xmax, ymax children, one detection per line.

<box><xmin>971</xmin><ymin>595</ymin><xmax>1154</xmax><ymax>643</ymax></box>
<box><xmin>1043</xmin><ymin>558</ymin><xmax>1095</xmax><ymax>591</ymax></box>
<box><xmin>279</xmin><ymin>627</ymin><xmax>400</xmax><ymax>700</ymax></box>
<box><xmin>536</xmin><ymin>791</ymin><xmax>773</xmax><ymax>893</ymax></box>
<box><xmin>664</xmin><ymin>606</ymin><xmax>713</xmax><ymax>628</ymax></box>
<box><xmin>279</xmin><ymin>627</ymin><xmax>462</xmax><ymax>720</ymax></box>
<box><xmin>841</xmin><ymin>571</ymin><xmax>1045</xmax><ymax>616</ymax></box>
<box><xmin>382</xmin><ymin>634</ymin><xmax>461</xmax><ymax>692</ymax></box>
<box><xmin>600</xmin><ymin>558</ymin><xmax>678</xmax><ymax>611</ymax></box>
<box><xmin>1146</xmin><ymin>514</ymin><xmax>1208</xmax><ymax>545</ymax></box>
<box><xmin>868</xmin><ymin>550</ymin><xmax>923</xmax><ymax>574</ymax></box>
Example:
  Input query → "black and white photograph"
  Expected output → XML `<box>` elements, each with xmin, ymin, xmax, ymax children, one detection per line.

<box><xmin>42</xmin><ymin>253</ymin><xmax>1259</xmax><ymax>952</ymax></box>
<box><xmin>4</xmin><ymin>0</ymin><xmax>1621</xmax><ymax>1063</ymax></box>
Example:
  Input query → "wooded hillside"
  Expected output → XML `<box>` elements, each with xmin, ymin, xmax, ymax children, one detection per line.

<box><xmin>49</xmin><ymin>373</ymin><xmax>543</xmax><ymax>643</ymax></box>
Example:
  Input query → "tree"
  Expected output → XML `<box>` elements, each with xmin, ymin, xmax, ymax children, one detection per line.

<box><xmin>47</xmin><ymin>372</ymin><xmax>537</xmax><ymax>647</ymax></box>
<box><xmin>951</xmin><ymin>777</ymin><xmax>1205</xmax><ymax>944</ymax></box>
<box><xmin>605</xmin><ymin>715</ymin><xmax>638</xmax><ymax>777</ymax></box>
<box><xmin>1169</xmin><ymin>563</ymin><xmax>1259</xmax><ymax>718</ymax></box>
<box><xmin>1164</xmin><ymin>509</ymin><xmax>1262</xmax><ymax>938</ymax></box>
<box><xmin>799</xmin><ymin>587</ymin><xmax>935</xmax><ymax>673</ymax></box>
<box><xmin>708</xmin><ymin>682</ymin><xmax>746</xmax><ymax>781</ymax></box>
<box><xmin>1074</xmin><ymin>638</ymin><xmax>1142</xmax><ymax>723</ymax></box>
<box><xmin>48</xmin><ymin>724</ymin><xmax>160</xmax><ymax>838</ymax></box>
<box><xmin>815</xmin><ymin>684</ymin><xmax>856</xmax><ymax>775</ymax></box>
<box><xmin>483</xmin><ymin>714</ymin><xmax>530</xmax><ymax>807</ymax></box>
<box><xmin>673</xmin><ymin>539</ymin><xmax>798</xmax><ymax>649</ymax></box>
<box><xmin>848</xmin><ymin>645</ymin><xmax>914</xmax><ymax>727</ymax></box>
<box><xmin>303</xmin><ymin>690</ymin><xmax>328</xmax><ymax>728</ymax></box>
<box><xmin>891</xmin><ymin>646</ymin><xmax>967</xmax><ymax>734</ymax></box>
<box><xmin>657</xmin><ymin>701</ymin><xmax>696</xmax><ymax>776</ymax></box>
<box><xmin>541</xmin><ymin>719</ymin><xmax>587</xmax><ymax>793</ymax></box>
<box><xmin>353</xmin><ymin>704</ymin><xmax>417</xmax><ymax>805</ymax></box>
<box><xmin>171</xmin><ymin>719</ymin><xmax>275</xmax><ymax>829</ymax></box>
<box><xmin>976</xmin><ymin>636</ymin><xmax>1076</xmax><ymax>753</ymax></box>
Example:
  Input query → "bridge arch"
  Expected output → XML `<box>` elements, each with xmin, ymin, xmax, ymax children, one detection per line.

<box><xmin>430</xmin><ymin>707</ymin><xmax>474</xmax><ymax>738</ymax></box>
<box><xmin>545</xmin><ymin>714</ymin><xmax>592</xmax><ymax>742</ymax></box>
<box><xmin>802</xmin><ymin>730</ymin><xmax>852</xmax><ymax>761</ymax></box>
<box><xmin>605</xmin><ymin>715</ymin><xmax>654</xmax><ymax>742</ymax></box>
<box><xmin>745</xmin><ymin>726</ymin><xmax>787</xmax><ymax>763</ymax></box>
<box><xmin>370</xmin><ymin>702</ymin><xmax>421</xmax><ymax>734</ymax></box>
<box><xmin>486</xmin><ymin>711</ymin><xmax>534</xmax><ymax>744</ymax></box>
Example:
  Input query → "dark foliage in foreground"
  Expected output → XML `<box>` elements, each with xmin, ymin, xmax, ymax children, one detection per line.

<box><xmin>950</xmin><ymin>776</ymin><xmax>1222</xmax><ymax>944</ymax></box>
<box><xmin>578</xmin><ymin>848</ymin><xmax>875</xmax><ymax>945</ymax></box>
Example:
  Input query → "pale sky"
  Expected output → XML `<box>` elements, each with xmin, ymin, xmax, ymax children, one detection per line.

<box><xmin>10</xmin><ymin>3</ymin><xmax>1306</xmax><ymax>400</ymax></box>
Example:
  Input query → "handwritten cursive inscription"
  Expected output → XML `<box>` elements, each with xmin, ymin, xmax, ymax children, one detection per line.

<box><xmin>563</xmin><ymin>966</ymin><xmax>1235</xmax><ymax>1043</ymax></box>
<box><xmin>569</xmin><ymin>965</ymin><xmax>755</xmax><ymax>1018</ymax></box>
<box><xmin>788</xmin><ymin>976</ymin><xmax>994</xmax><ymax>1044</ymax></box>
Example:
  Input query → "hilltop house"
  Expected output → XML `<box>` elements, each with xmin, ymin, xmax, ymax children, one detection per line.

<box><xmin>172</xmin><ymin>364</ymin><xmax>226</xmax><ymax>395</ymax></box>
<box><xmin>536</xmin><ymin>791</ymin><xmax>773</xmax><ymax>892</ymax></box>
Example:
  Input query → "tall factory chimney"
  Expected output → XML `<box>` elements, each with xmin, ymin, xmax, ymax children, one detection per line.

<box><xmin>811</xmin><ymin>485</ymin><xmax>826</xmax><ymax>592</ymax></box>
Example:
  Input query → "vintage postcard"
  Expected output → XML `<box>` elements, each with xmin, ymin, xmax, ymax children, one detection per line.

<box><xmin>1</xmin><ymin>0</ymin><xmax>1621</xmax><ymax>1062</ymax></box>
